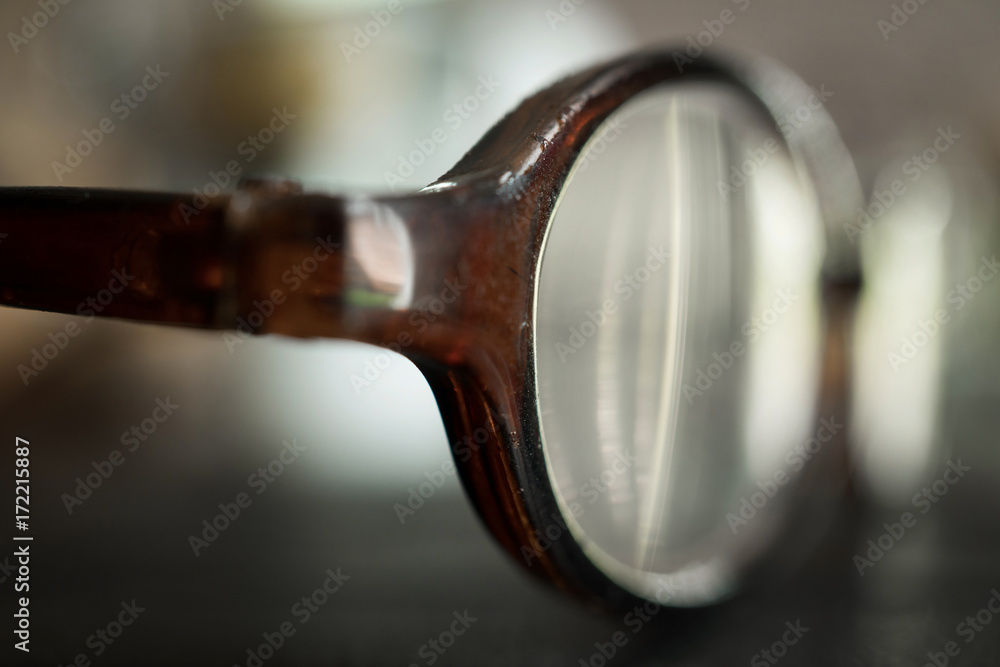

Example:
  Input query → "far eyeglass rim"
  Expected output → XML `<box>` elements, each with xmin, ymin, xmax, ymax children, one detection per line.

<box><xmin>0</xmin><ymin>47</ymin><xmax>862</xmax><ymax>611</ymax></box>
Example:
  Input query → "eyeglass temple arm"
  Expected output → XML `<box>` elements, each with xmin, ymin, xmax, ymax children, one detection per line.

<box><xmin>0</xmin><ymin>187</ymin><xmax>234</xmax><ymax>328</ymax></box>
<box><xmin>0</xmin><ymin>185</ymin><xmax>434</xmax><ymax>348</ymax></box>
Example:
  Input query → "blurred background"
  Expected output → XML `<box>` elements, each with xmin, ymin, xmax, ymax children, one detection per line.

<box><xmin>1</xmin><ymin>0</ymin><xmax>999</xmax><ymax>664</ymax></box>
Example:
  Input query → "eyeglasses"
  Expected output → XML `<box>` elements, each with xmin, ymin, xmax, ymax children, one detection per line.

<box><xmin>0</xmin><ymin>49</ymin><xmax>863</xmax><ymax>609</ymax></box>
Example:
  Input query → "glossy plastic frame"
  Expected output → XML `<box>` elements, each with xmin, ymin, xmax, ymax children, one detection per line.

<box><xmin>0</xmin><ymin>50</ymin><xmax>862</xmax><ymax>609</ymax></box>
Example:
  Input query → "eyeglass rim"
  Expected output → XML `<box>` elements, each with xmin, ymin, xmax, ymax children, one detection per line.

<box><xmin>420</xmin><ymin>47</ymin><xmax>863</xmax><ymax>610</ymax></box>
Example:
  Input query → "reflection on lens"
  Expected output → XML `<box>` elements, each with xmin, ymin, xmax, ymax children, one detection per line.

<box><xmin>533</xmin><ymin>81</ymin><xmax>826</xmax><ymax>605</ymax></box>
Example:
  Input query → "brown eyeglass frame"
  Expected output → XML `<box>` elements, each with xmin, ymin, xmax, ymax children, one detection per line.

<box><xmin>0</xmin><ymin>49</ymin><xmax>862</xmax><ymax>610</ymax></box>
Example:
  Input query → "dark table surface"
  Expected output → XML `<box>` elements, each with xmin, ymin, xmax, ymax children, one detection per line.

<box><xmin>1</xmin><ymin>314</ymin><xmax>999</xmax><ymax>667</ymax></box>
